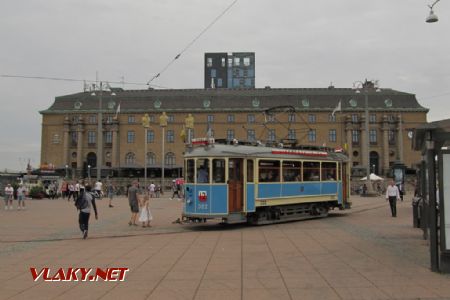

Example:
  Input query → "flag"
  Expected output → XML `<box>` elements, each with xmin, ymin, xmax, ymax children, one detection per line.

<box><xmin>331</xmin><ymin>100</ymin><xmax>341</xmax><ymax>117</ymax></box>
<box><xmin>114</xmin><ymin>103</ymin><xmax>121</xmax><ymax>119</ymax></box>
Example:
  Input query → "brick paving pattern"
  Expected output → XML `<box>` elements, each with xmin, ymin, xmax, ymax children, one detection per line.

<box><xmin>1</xmin><ymin>195</ymin><xmax>449</xmax><ymax>299</ymax></box>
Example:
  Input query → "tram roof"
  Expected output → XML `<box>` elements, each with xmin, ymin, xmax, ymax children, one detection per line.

<box><xmin>184</xmin><ymin>144</ymin><xmax>348</xmax><ymax>161</ymax></box>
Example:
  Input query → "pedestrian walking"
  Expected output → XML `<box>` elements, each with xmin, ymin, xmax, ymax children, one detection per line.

<box><xmin>94</xmin><ymin>180</ymin><xmax>103</xmax><ymax>199</ymax></box>
<box><xmin>74</xmin><ymin>181</ymin><xmax>80</xmax><ymax>200</ymax></box>
<box><xmin>148</xmin><ymin>182</ymin><xmax>156</xmax><ymax>198</ymax></box>
<box><xmin>4</xmin><ymin>183</ymin><xmax>14</xmax><ymax>210</ymax></box>
<box><xmin>362</xmin><ymin>184</ymin><xmax>367</xmax><ymax>195</ymax></box>
<box><xmin>106</xmin><ymin>181</ymin><xmax>115</xmax><ymax>208</ymax></box>
<box><xmin>170</xmin><ymin>180</ymin><xmax>180</xmax><ymax>200</ymax></box>
<box><xmin>48</xmin><ymin>181</ymin><xmax>57</xmax><ymax>199</ymax></box>
<box><xmin>61</xmin><ymin>180</ymin><xmax>68</xmax><ymax>200</ymax></box>
<box><xmin>16</xmin><ymin>183</ymin><xmax>27</xmax><ymax>210</ymax></box>
<box><xmin>128</xmin><ymin>181</ymin><xmax>141</xmax><ymax>226</ymax></box>
<box><xmin>155</xmin><ymin>184</ymin><xmax>161</xmax><ymax>198</ymax></box>
<box><xmin>67</xmin><ymin>182</ymin><xmax>75</xmax><ymax>201</ymax></box>
<box><xmin>138</xmin><ymin>194</ymin><xmax>152</xmax><ymax>227</ymax></box>
<box><xmin>386</xmin><ymin>180</ymin><xmax>400</xmax><ymax>217</ymax></box>
<box><xmin>76</xmin><ymin>185</ymin><xmax>98</xmax><ymax>239</ymax></box>
<box><xmin>397</xmin><ymin>182</ymin><xmax>405</xmax><ymax>202</ymax></box>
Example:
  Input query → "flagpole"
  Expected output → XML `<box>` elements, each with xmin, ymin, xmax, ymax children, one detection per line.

<box><xmin>114</xmin><ymin>102</ymin><xmax>121</xmax><ymax>119</ymax></box>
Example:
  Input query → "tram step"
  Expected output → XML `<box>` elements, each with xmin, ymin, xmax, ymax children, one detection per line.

<box><xmin>224</xmin><ymin>213</ymin><xmax>247</xmax><ymax>224</ymax></box>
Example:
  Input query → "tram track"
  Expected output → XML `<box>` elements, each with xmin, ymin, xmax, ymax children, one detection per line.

<box><xmin>0</xmin><ymin>200</ymin><xmax>387</xmax><ymax>245</ymax></box>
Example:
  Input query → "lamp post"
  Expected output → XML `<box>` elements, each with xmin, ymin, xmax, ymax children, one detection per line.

<box><xmin>426</xmin><ymin>0</ymin><xmax>440</xmax><ymax>23</ymax></box>
<box><xmin>91</xmin><ymin>82</ymin><xmax>116</xmax><ymax>181</ymax></box>
<box><xmin>65</xmin><ymin>164</ymin><xmax>69</xmax><ymax>179</ymax></box>
<box><xmin>353</xmin><ymin>79</ymin><xmax>380</xmax><ymax>196</ymax></box>
<box><xmin>159</xmin><ymin>112</ymin><xmax>168</xmax><ymax>191</ymax></box>
<box><xmin>185</xmin><ymin>114</ymin><xmax>195</xmax><ymax>145</ymax></box>
<box><xmin>87</xmin><ymin>165</ymin><xmax>91</xmax><ymax>183</ymax></box>
<box><xmin>142</xmin><ymin>113</ymin><xmax>150</xmax><ymax>191</ymax></box>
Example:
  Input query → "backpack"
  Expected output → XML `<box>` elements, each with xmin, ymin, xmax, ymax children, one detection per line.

<box><xmin>74</xmin><ymin>191</ymin><xmax>89</xmax><ymax>210</ymax></box>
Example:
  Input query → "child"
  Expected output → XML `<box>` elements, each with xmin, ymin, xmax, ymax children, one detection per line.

<box><xmin>138</xmin><ymin>194</ymin><xmax>152</xmax><ymax>227</ymax></box>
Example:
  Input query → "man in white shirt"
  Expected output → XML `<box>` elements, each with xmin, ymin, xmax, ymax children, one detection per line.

<box><xmin>94</xmin><ymin>180</ymin><xmax>103</xmax><ymax>199</ymax></box>
<box><xmin>148</xmin><ymin>182</ymin><xmax>156</xmax><ymax>198</ymax></box>
<box><xmin>4</xmin><ymin>183</ymin><xmax>14</xmax><ymax>210</ymax></box>
<box><xmin>386</xmin><ymin>180</ymin><xmax>400</xmax><ymax>217</ymax></box>
<box><xmin>74</xmin><ymin>181</ymin><xmax>80</xmax><ymax>200</ymax></box>
<box><xmin>17</xmin><ymin>183</ymin><xmax>27</xmax><ymax>210</ymax></box>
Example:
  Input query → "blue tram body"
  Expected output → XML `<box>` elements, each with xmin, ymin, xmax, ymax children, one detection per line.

<box><xmin>183</xmin><ymin>141</ymin><xmax>350</xmax><ymax>224</ymax></box>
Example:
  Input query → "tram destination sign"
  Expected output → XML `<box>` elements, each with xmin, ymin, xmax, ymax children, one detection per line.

<box><xmin>271</xmin><ymin>149</ymin><xmax>328</xmax><ymax>157</ymax></box>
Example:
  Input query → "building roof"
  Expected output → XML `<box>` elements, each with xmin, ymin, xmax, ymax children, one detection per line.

<box><xmin>40</xmin><ymin>87</ymin><xmax>428</xmax><ymax>114</ymax></box>
<box><xmin>413</xmin><ymin>118</ymin><xmax>450</xmax><ymax>151</ymax></box>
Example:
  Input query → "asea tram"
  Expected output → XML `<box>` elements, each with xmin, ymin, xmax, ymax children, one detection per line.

<box><xmin>183</xmin><ymin>138</ymin><xmax>350</xmax><ymax>225</ymax></box>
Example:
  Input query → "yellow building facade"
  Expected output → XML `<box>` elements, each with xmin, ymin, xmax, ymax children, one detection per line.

<box><xmin>40</xmin><ymin>87</ymin><xmax>428</xmax><ymax>178</ymax></box>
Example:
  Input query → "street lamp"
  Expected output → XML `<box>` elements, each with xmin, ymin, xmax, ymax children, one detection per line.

<box><xmin>87</xmin><ymin>165</ymin><xmax>91</xmax><ymax>183</ymax></box>
<box><xmin>185</xmin><ymin>114</ymin><xmax>195</xmax><ymax>145</ymax></box>
<box><xmin>159</xmin><ymin>112</ymin><xmax>168</xmax><ymax>192</ymax></box>
<box><xmin>142</xmin><ymin>113</ymin><xmax>151</xmax><ymax>191</ymax></box>
<box><xmin>91</xmin><ymin>82</ymin><xmax>116</xmax><ymax>181</ymax></box>
<box><xmin>426</xmin><ymin>0</ymin><xmax>440</xmax><ymax>23</ymax></box>
<box><xmin>65</xmin><ymin>164</ymin><xmax>69</xmax><ymax>179</ymax></box>
<box><xmin>353</xmin><ymin>79</ymin><xmax>381</xmax><ymax>196</ymax></box>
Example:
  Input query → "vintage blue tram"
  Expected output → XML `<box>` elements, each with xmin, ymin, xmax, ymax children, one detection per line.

<box><xmin>183</xmin><ymin>139</ymin><xmax>350</xmax><ymax>224</ymax></box>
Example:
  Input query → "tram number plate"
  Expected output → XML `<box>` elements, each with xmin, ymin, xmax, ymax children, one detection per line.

<box><xmin>198</xmin><ymin>203</ymin><xmax>208</xmax><ymax>210</ymax></box>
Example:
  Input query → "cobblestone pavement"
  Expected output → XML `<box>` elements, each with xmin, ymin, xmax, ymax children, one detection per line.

<box><xmin>1</xmin><ymin>195</ymin><xmax>449</xmax><ymax>300</ymax></box>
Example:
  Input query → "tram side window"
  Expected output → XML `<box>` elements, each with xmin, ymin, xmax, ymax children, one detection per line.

<box><xmin>282</xmin><ymin>161</ymin><xmax>301</xmax><ymax>182</ymax></box>
<box><xmin>322</xmin><ymin>162</ymin><xmax>337</xmax><ymax>180</ymax></box>
<box><xmin>259</xmin><ymin>160</ymin><xmax>280</xmax><ymax>182</ymax></box>
<box><xmin>212</xmin><ymin>159</ymin><xmax>225</xmax><ymax>183</ymax></box>
<box><xmin>186</xmin><ymin>159</ymin><xmax>195</xmax><ymax>183</ymax></box>
<box><xmin>197</xmin><ymin>159</ymin><xmax>210</xmax><ymax>183</ymax></box>
<box><xmin>303</xmin><ymin>161</ymin><xmax>320</xmax><ymax>181</ymax></box>
<box><xmin>247</xmin><ymin>160</ymin><xmax>254</xmax><ymax>182</ymax></box>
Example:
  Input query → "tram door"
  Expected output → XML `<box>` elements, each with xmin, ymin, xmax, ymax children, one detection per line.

<box><xmin>342</xmin><ymin>162</ymin><xmax>349</xmax><ymax>205</ymax></box>
<box><xmin>228</xmin><ymin>158</ymin><xmax>243</xmax><ymax>212</ymax></box>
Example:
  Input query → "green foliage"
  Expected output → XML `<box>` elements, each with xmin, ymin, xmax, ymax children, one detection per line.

<box><xmin>29</xmin><ymin>186</ymin><xmax>44</xmax><ymax>199</ymax></box>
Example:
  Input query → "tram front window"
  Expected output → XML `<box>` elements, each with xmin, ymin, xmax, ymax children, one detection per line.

<box><xmin>197</xmin><ymin>159</ymin><xmax>210</xmax><ymax>183</ymax></box>
<box><xmin>322</xmin><ymin>162</ymin><xmax>337</xmax><ymax>181</ymax></box>
<box><xmin>186</xmin><ymin>159</ymin><xmax>195</xmax><ymax>183</ymax></box>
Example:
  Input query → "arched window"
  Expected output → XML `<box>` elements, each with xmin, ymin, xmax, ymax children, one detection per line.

<box><xmin>147</xmin><ymin>152</ymin><xmax>156</xmax><ymax>165</ymax></box>
<box><xmin>86</xmin><ymin>152</ymin><xmax>97</xmax><ymax>168</ymax></box>
<box><xmin>125</xmin><ymin>152</ymin><xmax>135</xmax><ymax>165</ymax></box>
<box><xmin>165</xmin><ymin>152</ymin><xmax>176</xmax><ymax>166</ymax></box>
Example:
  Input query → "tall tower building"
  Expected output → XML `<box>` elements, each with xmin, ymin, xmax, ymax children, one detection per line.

<box><xmin>204</xmin><ymin>52</ymin><xmax>255</xmax><ymax>89</ymax></box>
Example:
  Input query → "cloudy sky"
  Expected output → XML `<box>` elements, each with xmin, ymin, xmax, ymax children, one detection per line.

<box><xmin>0</xmin><ymin>0</ymin><xmax>448</xmax><ymax>171</ymax></box>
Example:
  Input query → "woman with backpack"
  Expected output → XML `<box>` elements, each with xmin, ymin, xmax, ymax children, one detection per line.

<box><xmin>75</xmin><ymin>185</ymin><xmax>98</xmax><ymax>239</ymax></box>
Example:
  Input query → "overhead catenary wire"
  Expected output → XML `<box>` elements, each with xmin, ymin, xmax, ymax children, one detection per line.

<box><xmin>0</xmin><ymin>74</ymin><xmax>169</xmax><ymax>89</ymax></box>
<box><xmin>146</xmin><ymin>0</ymin><xmax>239</xmax><ymax>85</ymax></box>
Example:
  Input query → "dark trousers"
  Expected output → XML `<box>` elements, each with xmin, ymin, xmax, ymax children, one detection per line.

<box><xmin>79</xmin><ymin>211</ymin><xmax>91</xmax><ymax>232</ymax></box>
<box><xmin>388</xmin><ymin>196</ymin><xmax>397</xmax><ymax>217</ymax></box>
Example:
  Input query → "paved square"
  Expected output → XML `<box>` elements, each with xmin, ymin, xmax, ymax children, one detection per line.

<box><xmin>1</xmin><ymin>195</ymin><xmax>449</xmax><ymax>299</ymax></box>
